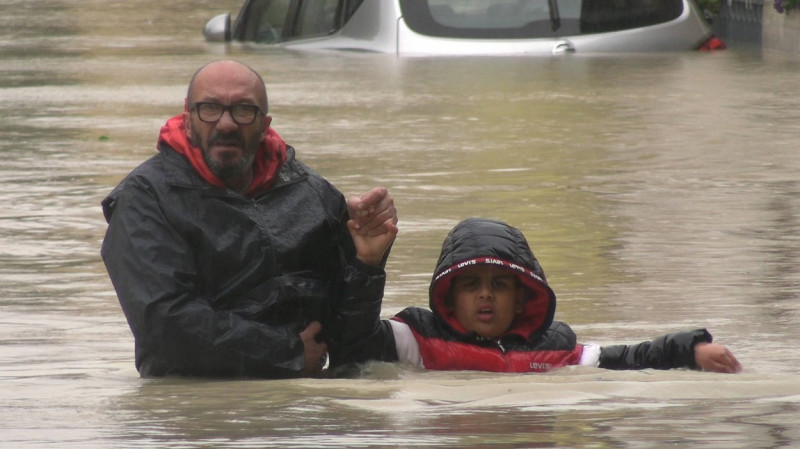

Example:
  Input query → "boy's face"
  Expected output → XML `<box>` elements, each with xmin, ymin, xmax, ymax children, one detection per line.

<box><xmin>450</xmin><ymin>265</ymin><xmax>526</xmax><ymax>339</ymax></box>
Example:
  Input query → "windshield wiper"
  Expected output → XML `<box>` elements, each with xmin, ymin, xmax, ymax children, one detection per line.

<box><xmin>548</xmin><ymin>0</ymin><xmax>561</xmax><ymax>31</ymax></box>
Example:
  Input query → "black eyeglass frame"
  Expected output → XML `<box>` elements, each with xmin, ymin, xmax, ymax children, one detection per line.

<box><xmin>190</xmin><ymin>102</ymin><xmax>265</xmax><ymax>125</ymax></box>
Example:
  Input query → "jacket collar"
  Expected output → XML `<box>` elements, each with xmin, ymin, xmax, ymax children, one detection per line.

<box><xmin>158</xmin><ymin>141</ymin><xmax>304</xmax><ymax>194</ymax></box>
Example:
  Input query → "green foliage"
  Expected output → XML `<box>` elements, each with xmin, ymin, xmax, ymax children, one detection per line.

<box><xmin>696</xmin><ymin>0</ymin><xmax>721</xmax><ymax>16</ymax></box>
<box><xmin>695</xmin><ymin>0</ymin><xmax>799</xmax><ymax>17</ymax></box>
<box><xmin>774</xmin><ymin>0</ymin><xmax>800</xmax><ymax>13</ymax></box>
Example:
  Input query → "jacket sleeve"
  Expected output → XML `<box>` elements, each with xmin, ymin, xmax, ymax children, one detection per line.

<box><xmin>101</xmin><ymin>179</ymin><xmax>306</xmax><ymax>378</ymax></box>
<box><xmin>598</xmin><ymin>329</ymin><xmax>712</xmax><ymax>371</ymax></box>
<box><xmin>327</xmin><ymin>259</ymin><xmax>399</xmax><ymax>367</ymax></box>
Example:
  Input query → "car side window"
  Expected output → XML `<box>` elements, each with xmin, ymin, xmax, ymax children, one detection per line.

<box><xmin>294</xmin><ymin>0</ymin><xmax>341</xmax><ymax>37</ymax></box>
<box><xmin>255</xmin><ymin>0</ymin><xmax>292</xmax><ymax>42</ymax></box>
<box><xmin>400</xmin><ymin>0</ymin><xmax>684</xmax><ymax>37</ymax></box>
<box><xmin>579</xmin><ymin>0</ymin><xmax>683</xmax><ymax>33</ymax></box>
<box><xmin>234</xmin><ymin>0</ymin><xmax>292</xmax><ymax>42</ymax></box>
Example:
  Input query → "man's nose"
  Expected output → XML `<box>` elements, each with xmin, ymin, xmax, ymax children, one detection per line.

<box><xmin>215</xmin><ymin>109</ymin><xmax>239</xmax><ymax>130</ymax></box>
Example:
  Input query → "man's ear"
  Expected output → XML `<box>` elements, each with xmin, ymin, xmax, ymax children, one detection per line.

<box><xmin>184</xmin><ymin>110</ymin><xmax>192</xmax><ymax>140</ymax></box>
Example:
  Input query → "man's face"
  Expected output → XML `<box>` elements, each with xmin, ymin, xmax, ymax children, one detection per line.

<box><xmin>450</xmin><ymin>265</ymin><xmax>525</xmax><ymax>339</ymax></box>
<box><xmin>185</xmin><ymin>62</ymin><xmax>271</xmax><ymax>187</ymax></box>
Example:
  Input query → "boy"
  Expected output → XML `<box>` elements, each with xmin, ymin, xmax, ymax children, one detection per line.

<box><xmin>344</xmin><ymin>217</ymin><xmax>741</xmax><ymax>373</ymax></box>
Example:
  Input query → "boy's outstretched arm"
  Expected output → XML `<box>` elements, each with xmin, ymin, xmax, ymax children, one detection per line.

<box><xmin>694</xmin><ymin>342</ymin><xmax>742</xmax><ymax>373</ymax></box>
<box><xmin>346</xmin><ymin>218</ymin><xmax>398</xmax><ymax>267</ymax></box>
<box><xmin>598</xmin><ymin>329</ymin><xmax>741</xmax><ymax>373</ymax></box>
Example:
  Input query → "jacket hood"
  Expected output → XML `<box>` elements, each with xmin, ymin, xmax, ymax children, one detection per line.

<box><xmin>157</xmin><ymin>114</ymin><xmax>287</xmax><ymax>197</ymax></box>
<box><xmin>429</xmin><ymin>218</ymin><xmax>556</xmax><ymax>342</ymax></box>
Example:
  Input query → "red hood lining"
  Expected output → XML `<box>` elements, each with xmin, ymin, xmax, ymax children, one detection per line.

<box><xmin>431</xmin><ymin>257</ymin><xmax>555</xmax><ymax>339</ymax></box>
<box><xmin>157</xmin><ymin>114</ymin><xmax>287</xmax><ymax>196</ymax></box>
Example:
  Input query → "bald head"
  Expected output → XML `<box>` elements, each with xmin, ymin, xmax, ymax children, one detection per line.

<box><xmin>187</xmin><ymin>60</ymin><xmax>268</xmax><ymax>112</ymax></box>
<box><xmin>183</xmin><ymin>60</ymin><xmax>273</xmax><ymax>192</ymax></box>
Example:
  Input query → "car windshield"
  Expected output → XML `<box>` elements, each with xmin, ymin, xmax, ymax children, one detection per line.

<box><xmin>399</xmin><ymin>0</ymin><xmax>684</xmax><ymax>38</ymax></box>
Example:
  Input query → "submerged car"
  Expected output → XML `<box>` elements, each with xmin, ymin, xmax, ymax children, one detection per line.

<box><xmin>203</xmin><ymin>0</ymin><xmax>719</xmax><ymax>55</ymax></box>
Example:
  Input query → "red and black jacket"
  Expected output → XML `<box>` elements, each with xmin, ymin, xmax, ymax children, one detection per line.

<box><xmin>393</xmin><ymin>218</ymin><xmax>584</xmax><ymax>372</ymax></box>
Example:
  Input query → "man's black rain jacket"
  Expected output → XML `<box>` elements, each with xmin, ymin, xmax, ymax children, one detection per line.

<box><xmin>101</xmin><ymin>144</ymin><xmax>384</xmax><ymax>378</ymax></box>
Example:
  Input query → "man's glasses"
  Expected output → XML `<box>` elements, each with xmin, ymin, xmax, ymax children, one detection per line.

<box><xmin>190</xmin><ymin>102</ymin><xmax>264</xmax><ymax>125</ymax></box>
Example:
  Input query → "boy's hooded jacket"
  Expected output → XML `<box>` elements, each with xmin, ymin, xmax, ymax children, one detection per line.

<box><xmin>394</xmin><ymin>217</ymin><xmax>585</xmax><ymax>372</ymax></box>
<box><xmin>343</xmin><ymin>218</ymin><xmax>713</xmax><ymax>373</ymax></box>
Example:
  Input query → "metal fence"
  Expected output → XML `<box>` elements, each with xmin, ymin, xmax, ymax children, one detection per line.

<box><xmin>711</xmin><ymin>0</ymin><xmax>764</xmax><ymax>47</ymax></box>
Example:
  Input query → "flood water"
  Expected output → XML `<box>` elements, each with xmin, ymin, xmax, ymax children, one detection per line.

<box><xmin>2</xmin><ymin>1</ymin><xmax>800</xmax><ymax>447</ymax></box>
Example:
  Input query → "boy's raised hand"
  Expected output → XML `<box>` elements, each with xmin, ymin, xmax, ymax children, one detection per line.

<box><xmin>347</xmin><ymin>218</ymin><xmax>398</xmax><ymax>267</ymax></box>
<box><xmin>694</xmin><ymin>342</ymin><xmax>742</xmax><ymax>373</ymax></box>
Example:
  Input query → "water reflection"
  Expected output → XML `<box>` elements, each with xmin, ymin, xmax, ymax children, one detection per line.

<box><xmin>105</xmin><ymin>368</ymin><xmax>800</xmax><ymax>448</ymax></box>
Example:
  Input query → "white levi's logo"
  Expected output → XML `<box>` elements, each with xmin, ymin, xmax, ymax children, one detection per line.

<box><xmin>508</xmin><ymin>263</ymin><xmax>524</xmax><ymax>272</ymax></box>
<box><xmin>530</xmin><ymin>362</ymin><xmax>551</xmax><ymax>370</ymax></box>
<box><xmin>456</xmin><ymin>260</ymin><xmax>477</xmax><ymax>268</ymax></box>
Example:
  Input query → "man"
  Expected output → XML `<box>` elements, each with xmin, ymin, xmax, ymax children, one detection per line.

<box><xmin>101</xmin><ymin>60</ymin><xmax>397</xmax><ymax>378</ymax></box>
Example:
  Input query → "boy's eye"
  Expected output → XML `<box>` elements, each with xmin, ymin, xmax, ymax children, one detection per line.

<box><xmin>455</xmin><ymin>277</ymin><xmax>478</xmax><ymax>289</ymax></box>
<box><xmin>492</xmin><ymin>279</ymin><xmax>512</xmax><ymax>289</ymax></box>
<box><xmin>455</xmin><ymin>276</ymin><xmax>516</xmax><ymax>291</ymax></box>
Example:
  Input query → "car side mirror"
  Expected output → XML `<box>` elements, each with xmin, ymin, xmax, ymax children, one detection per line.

<box><xmin>204</xmin><ymin>13</ymin><xmax>231</xmax><ymax>42</ymax></box>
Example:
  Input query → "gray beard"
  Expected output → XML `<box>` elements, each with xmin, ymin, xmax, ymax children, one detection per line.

<box><xmin>193</xmin><ymin>133</ymin><xmax>258</xmax><ymax>185</ymax></box>
<box><xmin>202</xmin><ymin>148</ymin><xmax>255</xmax><ymax>183</ymax></box>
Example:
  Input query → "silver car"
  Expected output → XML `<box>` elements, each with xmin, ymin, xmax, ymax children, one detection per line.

<box><xmin>204</xmin><ymin>0</ymin><xmax>717</xmax><ymax>55</ymax></box>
